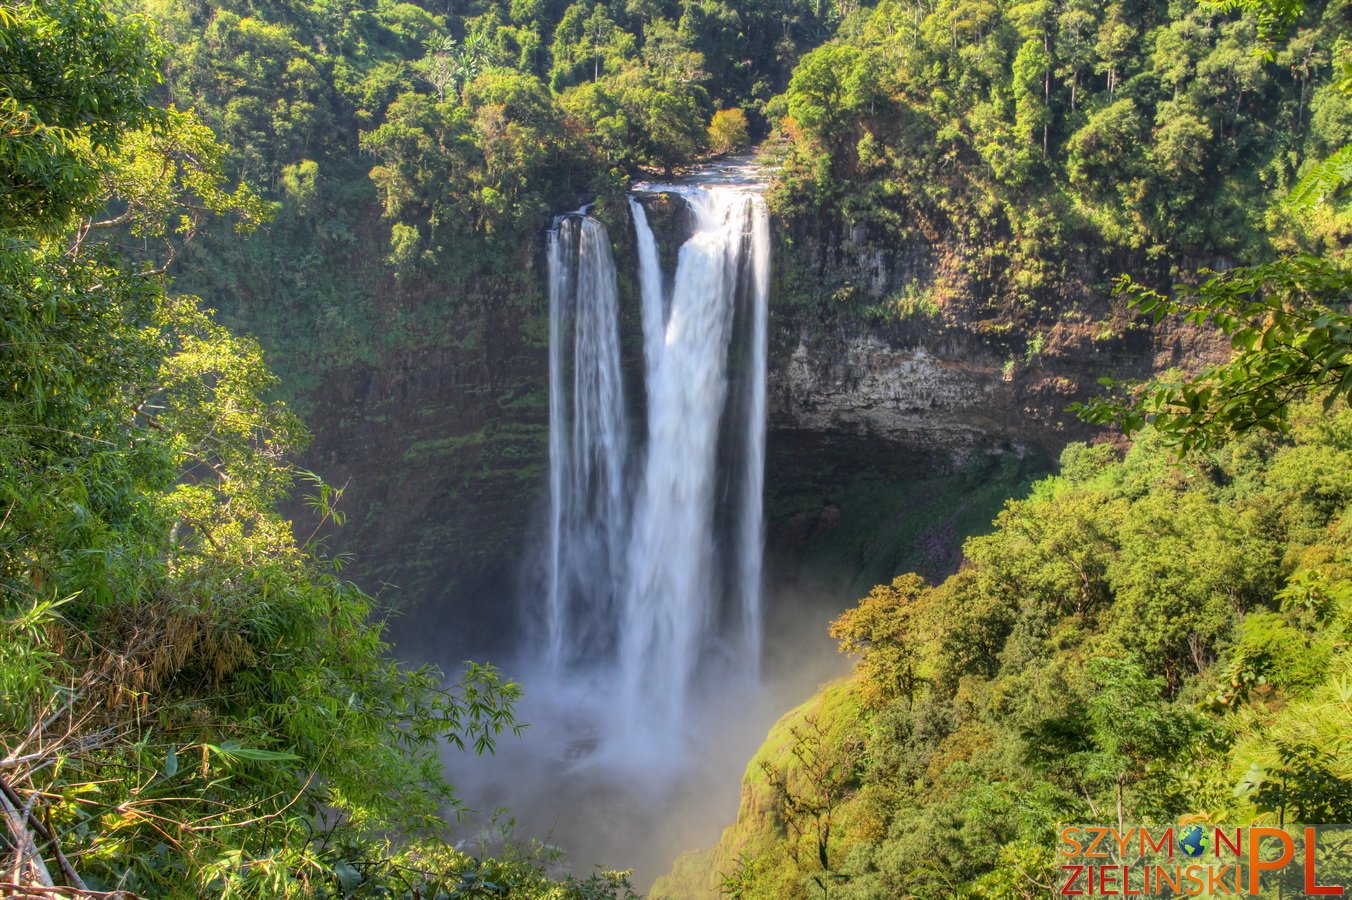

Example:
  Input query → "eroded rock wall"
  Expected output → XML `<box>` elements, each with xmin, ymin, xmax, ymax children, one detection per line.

<box><xmin>765</xmin><ymin>219</ymin><xmax>1229</xmax><ymax>465</ymax></box>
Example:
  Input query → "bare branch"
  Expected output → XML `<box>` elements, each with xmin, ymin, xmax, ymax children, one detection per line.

<box><xmin>0</xmin><ymin>776</ymin><xmax>84</xmax><ymax>892</ymax></box>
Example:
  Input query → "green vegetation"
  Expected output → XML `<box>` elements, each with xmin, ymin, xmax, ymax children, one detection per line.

<box><xmin>111</xmin><ymin>0</ymin><xmax>858</xmax><ymax>627</ymax></box>
<box><xmin>1078</xmin><ymin>0</ymin><xmax>1352</xmax><ymax>454</ymax></box>
<box><xmin>145</xmin><ymin>0</ymin><xmax>849</xmax><ymax>289</ymax></box>
<box><xmin>124</xmin><ymin>0</ymin><xmax>1350</xmax><ymax>711</ymax></box>
<box><xmin>664</xmin><ymin>405</ymin><xmax>1352</xmax><ymax>898</ymax></box>
<box><xmin>708</xmin><ymin>108</ymin><xmax>752</xmax><ymax>156</ymax></box>
<box><xmin>1083</xmin><ymin>254</ymin><xmax>1352</xmax><ymax>452</ymax></box>
<box><xmin>111</xmin><ymin>0</ymin><xmax>866</xmax><ymax>642</ymax></box>
<box><xmin>768</xmin><ymin>450</ymin><xmax>1047</xmax><ymax>592</ymax></box>
<box><xmin>7</xmin><ymin>0</ymin><xmax>1352</xmax><ymax>894</ymax></box>
<box><xmin>769</xmin><ymin>0</ymin><xmax>1350</xmax><ymax>316</ymax></box>
<box><xmin>993</xmin><ymin>0</ymin><xmax>1352</xmax><ymax>483</ymax></box>
<box><xmin>0</xmin><ymin>2</ymin><xmax>635</xmax><ymax>896</ymax></box>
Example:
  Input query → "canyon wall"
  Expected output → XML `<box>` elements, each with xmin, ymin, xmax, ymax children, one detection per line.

<box><xmin>767</xmin><ymin>219</ymin><xmax>1228</xmax><ymax>463</ymax></box>
<box><xmin>202</xmin><ymin>201</ymin><xmax>1226</xmax><ymax>658</ymax></box>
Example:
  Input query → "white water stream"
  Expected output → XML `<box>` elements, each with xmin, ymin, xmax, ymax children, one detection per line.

<box><xmin>545</xmin><ymin>176</ymin><xmax>771</xmax><ymax>757</ymax></box>
<box><xmin>453</xmin><ymin>163</ymin><xmax>780</xmax><ymax>887</ymax></box>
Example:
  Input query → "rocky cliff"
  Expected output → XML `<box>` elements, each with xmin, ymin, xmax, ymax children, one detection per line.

<box><xmin>199</xmin><ymin>196</ymin><xmax>1227</xmax><ymax>663</ymax></box>
<box><xmin>766</xmin><ymin>219</ymin><xmax>1229</xmax><ymax>463</ymax></box>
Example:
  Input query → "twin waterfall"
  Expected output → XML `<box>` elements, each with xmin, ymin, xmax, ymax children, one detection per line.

<box><xmin>545</xmin><ymin>183</ymin><xmax>771</xmax><ymax>755</ymax></box>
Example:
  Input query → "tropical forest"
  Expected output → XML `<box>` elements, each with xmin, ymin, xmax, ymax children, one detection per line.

<box><xmin>1</xmin><ymin>0</ymin><xmax>1350</xmax><ymax>897</ymax></box>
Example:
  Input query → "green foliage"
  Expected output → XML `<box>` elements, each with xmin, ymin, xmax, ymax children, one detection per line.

<box><xmin>420</xmin><ymin>32</ymin><xmax>491</xmax><ymax>101</ymax></box>
<box><xmin>0</xmin><ymin>0</ymin><xmax>163</xmax><ymax>230</ymax></box>
<box><xmin>1078</xmin><ymin>0</ymin><xmax>1352</xmax><ymax>456</ymax></box>
<box><xmin>829</xmin><ymin>574</ymin><xmax>928</xmax><ymax>709</ymax></box>
<box><xmin>768</xmin><ymin>0</ymin><xmax>1347</xmax><ymax>321</ymax></box>
<box><xmin>1288</xmin><ymin>143</ymin><xmax>1352</xmax><ymax>209</ymax></box>
<box><xmin>1081</xmin><ymin>256</ymin><xmax>1352</xmax><ymax>453</ymax></box>
<box><xmin>665</xmin><ymin>681</ymin><xmax>862</xmax><ymax>900</ymax></box>
<box><xmin>1209</xmin><ymin>0</ymin><xmax>1307</xmax><ymax>50</ymax></box>
<box><xmin>1247</xmin><ymin>742</ymin><xmax>1352</xmax><ymax>823</ymax></box>
<box><xmin>90</xmin><ymin>106</ymin><xmax>271</xmax><ymax>260</ymax></box>
<box><xmin>758</xmin><ymin>714</ymin><xmax>864</xmax><ymax>897</ymax></box>
<box><xmin>1025</xmin><ymin>658</ymin><xmax>1208</xmax><ymax>829</ymax></box>
<box><xmin>134</xmin><ymin>0</ymin><xmax>842</xmax><ymax>302</ymax></box>
<box><xmin>362</xmin><ymin>70</ymin><xmax>600</xmax><ymax>270</ymax></box>
<box><xmin>548</xmin><ymin>2</ymin><xmax>637</xmax><ymax>90</ymax></box>
<box><xmin>0</xmin><ymin>3</ymin><xmax>647</xmax><ymax>896</ymax></box>
<box><xmin>683</xmin><ymin>407</ymin><xmax>1352</xmax><ymax>897</ymax></box>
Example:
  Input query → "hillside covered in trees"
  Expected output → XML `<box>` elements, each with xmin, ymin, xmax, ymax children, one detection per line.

<box><xmin>2</xmin><ymin>0</ymin><xmax>1351</xmax><ymax>896</ymax></box>
<box><xmin>771</xmin><ymin>0</ymin><xmax>1349</xmax><ymax>328</ymax></box>
<box><xmin>657</xmin><ymin>405</ymin><xmax>1352</xmax><ymax>897</ymax></box>
<box><xmin>151</xmin><ymin>0</ymin><xmax>840</xmax><ymax>293</ymax></box>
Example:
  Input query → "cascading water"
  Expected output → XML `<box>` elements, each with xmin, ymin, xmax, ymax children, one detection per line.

<box><xmin>738</xmin><ymin>199</ymin><xmax>771</xmax><ymax>680</ymax></box>
<box><xmin>546</xmin><ymin>214</ymin><xmax>629</xmax><ymax>669</ymax></box>
<box><xmin>544</xmin><ymin>179</ymin><xmax>771</xmax><ymax>757</ymax></box>
<box><xmin>452</xmin><ymin>166</ymin><xmax>776</xmax><ymax>885</ymax></box>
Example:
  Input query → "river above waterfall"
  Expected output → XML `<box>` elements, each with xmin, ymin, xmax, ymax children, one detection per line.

<box><xmin>634</xmin><ymin>151</ymin><xmax>775</xmax><ymax>193</ymax></box>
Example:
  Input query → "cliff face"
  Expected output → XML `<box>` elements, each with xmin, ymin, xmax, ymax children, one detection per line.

<box><xmin>297</xmin><ymin>332</ymin><xmax>550</xmax><ymax>661</ymax></box>
<box><xmin>196</xmin><ymin>198</ymin><xmax>560</xmax><ymax>662</ymax></box>
<box><xmin>769</xmin><ymin>318</ymin><xmax>1226</xmax><ymax>462</ymax></box>
<box><xmin>204</xmin><ymin>201</ymin><xmax>1226</xmax><ymax>660</ymax></box>
<box><xmin>775</xmin><ymin>333</ymin><xmax>1028</xmax><ymax>456</ymax></box>
<box><xmin>765</xmin><ymin>219</ymin><xmax>1229</xmax><ymax>463</ymax></box>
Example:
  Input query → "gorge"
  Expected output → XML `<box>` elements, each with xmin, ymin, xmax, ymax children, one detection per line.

<box><xmin>7</xmin><ymin>0</ymin><xmax>1348</xmax><ymax>896</ymax></box>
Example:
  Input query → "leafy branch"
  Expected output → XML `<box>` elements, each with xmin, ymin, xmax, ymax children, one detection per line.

<box><xmin>1076</xmin><ymin>256</ymin><xmax>1352</xmax><ymax>454</ymax></box>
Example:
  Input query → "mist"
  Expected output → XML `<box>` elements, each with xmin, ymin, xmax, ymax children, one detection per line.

<box><xmin>442</xmin><ymin>576</ymin><xmax>853</xmax><ymax>891</ymax></box>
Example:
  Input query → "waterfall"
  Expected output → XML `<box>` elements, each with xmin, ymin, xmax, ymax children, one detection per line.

<box><xmin>546</xmin><ymin>215</ymin><xmax>629</xmax><ymax>668</ymax></box>
<box><xmin>738</xmin><ymin>198</ymin><xmax>771</xmax><ymax>680</ymax></box>
<box><xmin>545</xmin><ymin>182</ymin><xmax>771</xmax><ymax>754</ymax></box>
<box><xmin>629</xmin><ymin>198</ymin><xmax>665</xmax><ymax>377</ymax></box>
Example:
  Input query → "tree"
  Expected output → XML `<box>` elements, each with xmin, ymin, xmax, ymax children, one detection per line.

<box><xmin>1024</xmin><ymin>658</ymin><xmax>1205</xmax><ymax>830</ymax></box>
<box><xmin>82</xmin><ymin>107</ymin><xmax>270</xmax><ymax>269</ymax></box>
<box><xmin>560</xmin><ymin>80</ymin><xmax>636</xmax><ymax>170</ymax></box>
<box><xmin>830</xmin><ymin>574</ymin><xmax>928</xmax><ymax>709</ymax></box>
<box><xmin>708</xmin><ymin>106</ymin><xmax>750</xmax><ymax>154</ymax></box>
<box><xmin>1</xmin><ymin>2</ymin><xmax>527</xmax><ymax>894</ymax></box>
<box><xmin>419</xmin><ymin>33</ymin><xmax>491</xmax><ymax>101</ymax></box>
<box><xmin>784</xmin><ymin>44</ymin><xmax>863</xmax><ymax>142</ymax></box>
<box><xmin>0</xmin><ymin>0</ymin><xmax>163</xmax><ymax>230</ymax></box>
<box><xmin>1107</xmin><ymin>490</ymin><xmax>1280</xmax><ymax>687</ymax></box>
<box><xmin>1055</xmin><ymin>0</ymin><xmax>1100</xmax><ymax>112</ymax></box>
<box><xmin>760</xmin><ymin>716</ymin><xmax>863</xmax><ymax>898</ymax></box>
<box><xmin>1066</xmin><ymin>98</ymin><xmax>1145</xmax><ymax>204</ymax></box>
<box><xmin>641</xmin><ymin>16</ymin><xmax>706</xmax><ymax>87</ymax></box>
<box><xmin>1080</xmin><ymin>0</ymin><xmax>1352</xmax><ymax>452</ymax></box>
<box><xmin>1012</xmin><ymin>37</ymin><xmax>1051</xmax><ymax>164</ymax></box>
<box><xmin>1246</xmin><ymin>742</ymin><xmax>1352</xmax><ymax>824</ymax></box>
<box><xmin>548</xmin><ymin>2</ymin><xmax>636</xmax><ymax>90</ymax></box>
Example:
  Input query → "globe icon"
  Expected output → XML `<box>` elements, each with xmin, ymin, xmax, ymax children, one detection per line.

<box><xmin>1178</xmin><ymin>824</ymin><xmax>1210</xmax><ymax>859</ymax></box>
